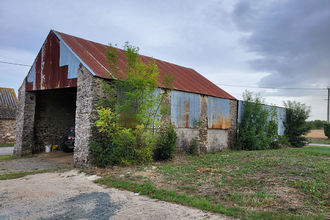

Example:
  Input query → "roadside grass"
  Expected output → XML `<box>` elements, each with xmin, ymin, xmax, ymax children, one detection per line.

<box><xmin>0</xmin><ymin>155</ymin><xmax>18</xmax><ymax>161</ymax></box>
<box><xmin>0</xmin><ymin>143</ymin><xmax>14</xmax><ymax>147</ymax></box>
<box><xmin>96</xmin><ymin>146</ymin><xmax>329</xmax><ymax>220</ymax></box>
<box><xmin>309</xmin><ymin>140</ymin><xmax>330</xmax><ymax>145</ymax></box>
<box><xmin>0</xmin><ymin>168</ymin><xmax>68</xmax><ymax>180</ymax></box>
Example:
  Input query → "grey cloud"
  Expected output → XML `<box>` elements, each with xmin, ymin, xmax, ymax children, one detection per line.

<box><xmin>232</xmin><ymin>0</ymin><xmax>330</xmax><ymax>92</ymax></box>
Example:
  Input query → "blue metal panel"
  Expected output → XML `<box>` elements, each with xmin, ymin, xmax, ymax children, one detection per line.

<box><xmin>59</xmin><ymin>40</ymin><xmax>80</xmax><ymax>79</ymax></box>
<box><xmin>27</xmin><ymin>62</ymin><xmax>36</xmax><ymax>90</ymax></box>
<box><xmin>237</xmin><ymin>100</ymin><xmax>244</xmax><ymax>123</ymax></box>
<box><xmin>208</xmin><ymin>97</ymin><xmax>230</xmax><ymax>129</ymax></box>
<box><xmin>171</xmin><ymin>90</ymin><xmax>200</xmax><ymax>128</ymax></box>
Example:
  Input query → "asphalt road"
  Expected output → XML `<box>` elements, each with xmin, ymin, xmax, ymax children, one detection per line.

<box><xmin>0</xmin><ymin>147</ymin><xmax>13</xmax><ymax>155</ymax></box>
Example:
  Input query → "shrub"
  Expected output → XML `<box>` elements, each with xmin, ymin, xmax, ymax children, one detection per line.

<box><xmin>324</xmin><ymin>123</ymin><xmax>330</xmax><ymax>138</ymax></box>
<box><xmin>154</xmin><ymin>123</ymin><xmax>177</xmax><ymax>161</ymax></box>
<box><xmin>90</xmin><ymin>141</ymin><xmax>123</xmax><ymax>167</ymax></box>
<box><xmin>278</xmin><ymin>135</ymin><xmax>290</xmax><ymax>147</ymax></box>
<box><xmin>236</xmin><ymin>91</ymin><xmax>278</xmax><ymax>150</ymax></box>
<box><xmin>284</xmin><ymin>101</ymin><xmax>311</xmax><ymax>147</ymax></box>
<box><xmin>185</xmin><ymin>137</ymin><xmax>200</xmax><ymax>156</ymax></box>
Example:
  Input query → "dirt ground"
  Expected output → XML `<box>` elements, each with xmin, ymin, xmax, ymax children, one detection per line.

<box><xmin>0</xmin><ymin>151</ymin><xmax>73</xmax><ymax>174</ymax></box>
<box><xmin>0</xmin><ymin>153</ymin><xmax>231</xmax><ymax>219</ymax></box>
<box><xmin>305</xmin><ymin>129</ymin><xmax>326</xmax><ymax>139</ymax></box>
<box><xmin>0</xmin><ymin>170</ymin><xmax>231</xmax><ymax>220</ymax></box>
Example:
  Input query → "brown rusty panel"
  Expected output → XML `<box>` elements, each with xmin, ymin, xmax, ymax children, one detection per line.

<box><xmin>35</xmin><ymin>50</ymin><xmax>41</xmax><ymax>90</ymax></box>
<box><xmin>209</xmin><ymin>116</ymin><xmax>230</xmax><ymax>129</ymax></box>
<box><xmin>26</xmin><ymin>31</ymin><xmax>77</xmax><ymax>91</ymax></box>
<box><xmin>26</xmin><ymin>80</ymin><xmax>33</xmax><ymax>91</ymax></box>
<box><xmin>184</xmin><ymin>100</ymin><xmax>190</xmax><ymax>128</ymax></box>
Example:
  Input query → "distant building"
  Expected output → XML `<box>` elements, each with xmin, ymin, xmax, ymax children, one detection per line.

<box><xmin>0</xmin><ymin>88</ymin><xmax>17</xmax><ymax>143</ymax></box>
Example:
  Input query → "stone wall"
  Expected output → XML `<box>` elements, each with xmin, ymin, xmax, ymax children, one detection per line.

<box><xmin>74</xmin><ymin>65</ymin><xmax>112</xmax><ymax>167</ymax></box>
<box><xmin>0</xmin><ymin>119</ymin><xmax>16</xmax><ymax>143</ymax></box>
<box><xmin>228</xmin><ymin>100</ymin><xmax>237</xmax><ymax>149</ymax></box>
<box><xmin>33</xmin><ymin>88</ymin><xmax>76</xmax><ymax>153</ymax></box>
<box><xmin>14</xmin><ymin>80</ymin><xmax>36</xmax><ymax>156</ymax></box>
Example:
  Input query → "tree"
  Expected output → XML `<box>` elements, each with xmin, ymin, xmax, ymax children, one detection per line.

<box><xmin>284</xmin><ymin>101</ymin><xmax>311</xmax><ymax>147</ymax></box>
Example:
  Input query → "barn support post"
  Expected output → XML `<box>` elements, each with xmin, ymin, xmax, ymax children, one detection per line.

<box><xmin>14</xmin><ymin>80</ymin><xmax>36</xmax><ymax>156</ymax></box>
<box><xmin>228</xmin><ymin>100</ymin><xmax>238</xmax><ymax>149</ymax></box>
<box><xmin>73</xmin><ymin>65</ymin><xmax>110</xmax><ymax>167</ymax></box>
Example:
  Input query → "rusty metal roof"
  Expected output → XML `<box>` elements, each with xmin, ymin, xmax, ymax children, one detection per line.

<box><xmin>54</xmin><ymin>30</ymin><xmax>236</xmax><ymax>100</ymax></box>
<box><xmin>0</xmin><ymin>88</ymin><xmax>17</xmax><ymax>119</ymax></box>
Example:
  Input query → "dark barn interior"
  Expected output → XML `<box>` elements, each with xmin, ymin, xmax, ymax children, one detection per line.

<box><xmin>33</xmin><ymin>88</ymin><xmax>77</xmax><ymax>153</ymax></box>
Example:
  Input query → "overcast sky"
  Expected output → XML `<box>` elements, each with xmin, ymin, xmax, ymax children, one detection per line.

<box><xmin>0</xmin><ymin>0</ymin><xmax>329</xmax><ymax>120</ymax></box>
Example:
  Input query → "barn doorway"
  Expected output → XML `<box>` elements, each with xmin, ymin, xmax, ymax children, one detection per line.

<box><xmin>33</xmin><ymin>88</ymin><xmax>77</xmax><ymax>153</ymax></box>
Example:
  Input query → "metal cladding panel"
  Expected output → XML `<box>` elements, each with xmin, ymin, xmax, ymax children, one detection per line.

<box><xmin>171</xmin><ymin>90</ymin><xmax>200</xmax><ymax>128</ymax></box>
<box><xmin>56</xmin><ymin>31</ymin><xmax>236</xmax><ymax>100</ymax></box>
<box><xmin>26</xmin><ymin>32</ymin><xmax>78</xmax><ymax>91</ymax></box>
<box><xmin>237</xmin><ymin>100</ymin><xmax>286</xmax><ymax>135</ymax></box>
<box><xmin>0</xmin><ymin>88</ymin><xmax>17</xmax><ymax>119</ymax></box>
<box><xmin>208</xmin><ymin>97</ymin><xmax>230</xmax><ymax>129</ymax></box>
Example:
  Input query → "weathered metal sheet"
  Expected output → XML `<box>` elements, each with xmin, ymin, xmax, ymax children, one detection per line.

<box><xmin>171</xmin><ymin>90</ymin><xmax>200</xmax><ymax>128</ymax></box>
<box><xmin>26</xmin><ymin>31</ymin><xmax>78</xmax><ymax>91</ymax></box>
<box><xmin>208</xmin><ymin>97</ymin><xmax>230</xmax><ymax>129</ymax></box>
<box><xmin>0</xmin><ymin>88</ymin><xmax>17</xmax><ymax>119</ymax></box>
<box><xmin>237</xmin><ymin>101</ymin><xmax>286</xmax><ymax>135</ymax></box>
<box><xmin>55</xmin><ymin>30</ymin><xmax>236</xmax><ymax>100</ymax></box>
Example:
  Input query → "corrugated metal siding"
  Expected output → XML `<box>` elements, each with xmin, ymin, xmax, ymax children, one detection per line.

<box><xmin>171</xmin><ymin>90</ymin><xmax>200</xmax><ymax>128</ymax></box>
<box><xmin>237</xmin><ymin>100</ymin><xmax>286</xmax><ymax>135</ymax></box>
<box><xmin>208</xmin><ymin>97</ymin><xmax>230</xmax><ymax>129</ymax></box>
<box><xmin>0</xmin><ymin>88</ymin><xmax>17</xmax><ymax>119</ymax></box>
<box><xmin>26</xmin><ymin>31</ymin><xmax>78</xmax><ymax>91</ymax></box>
<box><xmin>55</xmin><ymin>31</ymin><xmax>236</xmax><ymax>100</ymax></box>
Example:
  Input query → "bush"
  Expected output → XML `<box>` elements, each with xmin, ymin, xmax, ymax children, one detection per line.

<box><xmin>324</xmin><ymin>123</ymin><xmax>330</xmax><ymax>138</ymax></box>
<box><xmin>236</xmin><ymin>91</ymin><xmax>278</xmax><ymax>150</ymax></box>
<box><xmin>154</xmin><ymin>123</ymin><xmax>177</xmax><ymax>161</ymax></box>
<box><xmin>90</xmin><ymin>141</ymin><xmax>123</xmax><ymax>167</ymax></box>
<box><xmin>284</xmin><ymin>101</ymin><xmax>311</xmax><ymax>147</ymax></box>
<box><xmin>185</xmin><ymin>137</ymin><xmax>200</xmax><ymax>155</ymax></box>
<box><xmin>278</xmin><ymin>135</ymin><xmax>290</xmax><ymax>147</ymax></box>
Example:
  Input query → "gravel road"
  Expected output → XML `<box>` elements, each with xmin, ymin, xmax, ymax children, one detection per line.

<box><xmin>0</xmin><ymin>170</ymin><xmax>231</xmax><ymax>220</ymax></box>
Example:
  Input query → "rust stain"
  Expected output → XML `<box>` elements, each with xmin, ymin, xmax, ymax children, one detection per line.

<box><xmin>26</xmin><ymin>32</ymin><xmax>77</xmax><ymax>92</ymax></box>
<box><xmin>211</xmin><ymin>116</ymin><xmax>230</xmax><ymax>129</ymax></box>
<box><xmin>184</xmin><ymin>100</ymin><xmax>189</xmax><ymax>128</ymax></box>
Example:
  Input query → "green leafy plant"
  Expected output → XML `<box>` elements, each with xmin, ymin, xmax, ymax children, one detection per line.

<box><xmin>91</xmin><ymin>42</ymin><xmax>173</xmax><ymax>166</ymax></box>
<box><xmin>324</xmin><ymin>123</ymin><xmax>330</xmax><ymax>138</ymax></box>
<box><xmin>284</xmin><ymin>101</ymin><xmax>311</xmax><ymax>147</ymax></box>
<box><xmin>154</xmin><ymin>123</ymin><xmax>177</xmax><ymax>160</ymax></box>
<box><xmin>185</xmin><ymin>137</ymin><xmax>200</xmax><ymax>155</ymax></box>
<box><xmin>236</xmin><ymin>91</ymin><xmax>278</xmax><ymax>150</ymax></box>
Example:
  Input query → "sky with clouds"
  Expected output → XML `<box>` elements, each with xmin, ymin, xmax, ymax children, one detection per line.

<box><xmin>0</xmin><ymin>0</ymin><xmax>329</xmax><ymax>120</ymax></box>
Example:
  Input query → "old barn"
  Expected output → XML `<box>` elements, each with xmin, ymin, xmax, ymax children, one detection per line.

<box><xmin>14</xmin><ymin>30</ymin><xmax>237</xmax><ymax>166</ymax></box>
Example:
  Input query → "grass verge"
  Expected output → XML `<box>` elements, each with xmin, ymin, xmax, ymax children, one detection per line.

<box><xmin>0</xmin><ymin>143</ymin><xmax>14</xmax><ymax>147</ymax></box>
<box><xmin>0</xmin><ymin>155</ymin><xmax>18</xmax><ymax>161</ymax></box>
<box><xmin>95</xmin><ymin>146</ymin><xmax>329</xmax><ymax>220</ymax></box>
<box><xmin>0</xmin><ymin>168</ymin><xmax>68</xmax><ymax>180</ymax></box>
<box><xmin>309</xmin><ymin>140</ymin><xmax>330</xmax><ymax>145</ymax></box>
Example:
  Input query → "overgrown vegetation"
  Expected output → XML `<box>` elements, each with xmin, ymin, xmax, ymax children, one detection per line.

<box><xmin>0</xmin><ymin>155</ymin><xmax>17</xmax><ymax>161</ymax></box>
<box><xmin>324</xmin><ymin>123</ymin><xmax>330</xmax><ymax>138</ymax></box>
<box><xmin>96</xmin><ymin>146</ymin><xmax>329</xmax><ymax>219</ymax></box>
<box><xmin>236</xmin><ymin>91</ymin><xmax>280</xmax><ymax>150</ymax></box>
<box><xmin>90</xmin><ymin>43</ymin><xmax>176</xmax><ymax>167</ymax></box>
<box><xmin>284</xmin><ymin>101</ymin><xmax>311</xmax><ymax>147</ymax></box>
<box><xmin>184</xmin><ymin>137</ymin><xmax>200</xmax><ymax>155</ymax></box>
<box><xmin>154</xmin><ymin>123</ymin><xmax>177</xmax><ymax>161</ymax></box>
